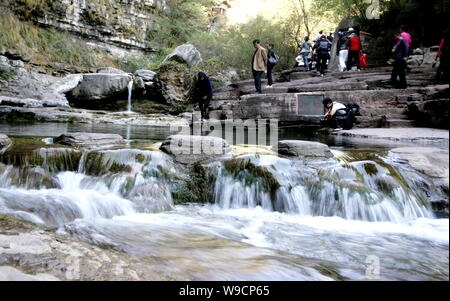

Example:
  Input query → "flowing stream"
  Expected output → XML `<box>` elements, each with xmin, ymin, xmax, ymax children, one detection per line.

<box><xmin>0</xmin><ymin>129</ymin><xmax>448</xmax><ymax>280</ymax></box>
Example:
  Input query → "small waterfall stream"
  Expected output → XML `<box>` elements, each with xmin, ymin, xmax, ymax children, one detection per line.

<box><xmin>126</xmin><ymin>80</ymin><xmax>134</xmax><ymax>114</ymax></box>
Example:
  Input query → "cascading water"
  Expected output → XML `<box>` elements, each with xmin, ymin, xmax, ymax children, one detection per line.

<box><xmin>0</xmin><ymin>145</ymin><xmax>448</xmax><ymax>280</ymax></box>
<box><xmin>0</xmin><ymin>149</ymin><xmax>176</xmax><ymax>226</ymax></box>
<box><xmin>126</xmin><ymin>80</ymin><xmax>134</xmax><ymax>114</ymax></box>
<box><xmin>211</xmin><ymin>154</ymin><xmax>435</xmax><ymax>223</ymax></box>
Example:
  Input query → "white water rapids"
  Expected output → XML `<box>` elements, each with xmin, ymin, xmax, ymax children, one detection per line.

<box><xmin>0</xmin><ymin>148</ymin><xmax>448</xmax><ymax>280</ymax></box>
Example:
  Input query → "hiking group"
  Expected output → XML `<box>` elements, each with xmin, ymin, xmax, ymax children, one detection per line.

<box><xmin>195</xmin><ymin>26</ymin><xmax>449</xmax><ymax>126</ymax></box>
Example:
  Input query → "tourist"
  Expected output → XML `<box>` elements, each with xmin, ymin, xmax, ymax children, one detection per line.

<box><xmin>400</xmin><ymin>25</ymin><xmax>412</xmax><ymax>71</ymax></box>
<box><xmin>435</xmin><ymin>28</ymin><xmax>449</xmax><ymax>83</ymax></box>
<box><xmin>322</xmin><ymin>98</ymin><xmax>351</xmax><ymax>131</ymax></box>
<box><xmin>195</xmin><ymin>72</ymin><xmax>214</xmax><ymax>119</ymax></box>
<box><xmin>252</xmin><ymin>40</ymin><xmax>268</xmax><ymax>94</ymax></box>
<box><xmin>327</xmin><ymin>32</ymin><xmax>334</xmax><ymax>43</ymax></box>
<box><xmin>299</xmin><ymin>37</ymin><xmax>312</xmax><ymax>71</ymax></box>
<box><xmin>387</xmin><ymin>32</ymin><xmax>408</xmax><ymax>89</ymax></box>
<box><xmin>400</xmin><ymin>25</ymin><xmax>412</xmax><ymax>54</ymax></box>
<box><xmin>314</xmin><ymin>30</ymin><xmax>324</xmax><ymax>43</ymax></box>
<box><xmin>314</xmin><ymin>35</ymin><xmax>332</xmax><ymax>77</ymax></box>
<box><xmin>266</xmin><ymin>43</ymin><xmax>277</xmax><ymax>88</ymax></box>
<box><xmin>346</xmin><ymin>28</ymin><xmax>362</xmax><ymax>71</ymax></box>
<box><xmin>337</xmin><ymin>31</ymin><xmax>349</xmax><ymax>72</ymax></box>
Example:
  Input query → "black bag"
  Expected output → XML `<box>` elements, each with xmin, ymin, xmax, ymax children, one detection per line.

<box><xmin>269</xmin><ymin>54</ymin><xmax>280</xmax><ymax>65</ymax></box>
<box><xmin>345</xmin><ymin>104</ymin><xmax>360</xmax><ymax>116</ymax></box>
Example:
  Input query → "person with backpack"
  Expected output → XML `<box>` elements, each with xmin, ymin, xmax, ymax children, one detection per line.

<box><xmin>266</xmin><ymin>43</ymin><xmax>279</xmax><ymax>88</ymax></box>
<box><xmin>337</xmin><ymin>31</ymin><xmax>349</xmax><ymax>72</ymax></box>
<box><xmin>346</xmin><ymin>28</ymin><xmax>362</xmax><ymax>71</ymax></box>
<box><xmin>322</xmin><ymin>98</ymin><xmax>354</xmax><ymax>131</ymax></box>
<box><xmin>435</xmin><ymin>28</ymin><xmax>449</xmax><ymax>83</ymax></box>
<box><xmin>299</xmin><ymin>37</ymin><xmax>312</xmax><ymax>71</ymax></box>
<box><xmin>314</xmin><ymin>35</ymin><xmax>332</xmax><ymax>77</ymax></box>
<box><xmin>195</xmin><ymin>72</ymin><xmax>214</xmax><ymax>119</ymax></box>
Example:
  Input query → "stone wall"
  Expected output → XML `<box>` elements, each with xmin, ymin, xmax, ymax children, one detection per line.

<box><xmin>7</xmin><ymin>0</ymin><xmax>169</xmax><ymax>52</ymax></box>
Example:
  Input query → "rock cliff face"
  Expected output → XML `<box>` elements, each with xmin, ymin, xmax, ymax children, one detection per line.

<box><xmin>7</xmin><ymin>0</ymin><xmax>168</xmax><ymax>53</ymax></box>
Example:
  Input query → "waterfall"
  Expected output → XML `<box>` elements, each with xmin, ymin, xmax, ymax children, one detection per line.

<box><xmin>212</xmin><ymin>154</ymin><xmax>435</xmax><ymax>223</ymax></box>
<box><xmin>0</xmin><ymin>149</ymin><xmax>177</xmax><ymax>227</ymax></box>
<box><xmin>126</xmin><ymin>80</ymin><xmax>134</xmax><ymax>113</ymax></box>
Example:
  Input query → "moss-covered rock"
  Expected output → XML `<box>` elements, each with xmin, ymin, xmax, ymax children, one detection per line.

<box><xmin>223</xmin><ymin>159</ymin><xmax>281</xmax><ymax>193</ymax></box>
<box><xmin>171</xmin><ymin>162</ymin><xmax>215</xmax><ymax>205</ymax></box>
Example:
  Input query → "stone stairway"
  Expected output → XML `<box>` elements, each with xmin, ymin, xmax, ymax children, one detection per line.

<box><xmin>206</xmin><ymin>66</ymin><xmax>448</xmax><ymax>129</ymax></box>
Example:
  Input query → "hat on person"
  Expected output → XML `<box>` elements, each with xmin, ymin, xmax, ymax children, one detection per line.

<box><xmin>348</xmin><ymin>28</ymin><xmax>355</xmax><ymax>32</ymax></box>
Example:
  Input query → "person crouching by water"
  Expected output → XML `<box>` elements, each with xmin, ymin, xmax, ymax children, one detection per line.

<box><xmin>252</xmin><ymin>39</ymin><xmax>268</xmax><ymax>94</ymax></box>
<box><xmin>322</xmin><ymin>98</ymin><xmax>350</xmax><ymax>132</ymax></box>
<box><xmin>196</xmin><ymin>72</ymin><xmax>214</xmax><ymax>119</ymax></box>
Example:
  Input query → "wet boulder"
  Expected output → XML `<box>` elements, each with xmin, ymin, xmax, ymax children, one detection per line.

<box><xmin>276</xmin><ymin>140</ymin><xmax>334</xmax><ymax>160</ymax></box>
<box><xmin>160</xmin><ymin>135</ymin><xmax>231</xmax><ymax>164</ymax></box>
<box><xmin>54</xmin><ymin>133</ymin><xmax>125</xmax><ymax>150</ymax></box>
<box><xmin>0</xmin><ymin>134</ymin><xmax>12</xmax><ymax>152</ymax></box>
<box><xmin>67</xmin><ymin>73</ymin><xmax>132</xmax><ymax>108</ymax></box>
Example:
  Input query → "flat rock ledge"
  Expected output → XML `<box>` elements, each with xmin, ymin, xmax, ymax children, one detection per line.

<box><xmin>0</xmin><ymin>134</ymin><xmax>12</xmax><ymax>152</ymax></box>
<box><xmin>160</xmin><ymin>135</ymin><xmax>231</xmax><ymax>164</ymax></box>
<box><xmin>54</xmin><ymin>132</ymin><xmax>125</xmax><ymax>150</ymax></box>
<box><xmin>335</xmin><ymin>128</ymin><xmax>449</xmax><ymax>148</ymax></box>
<box><xmin>276</xmin><ymin>140</ymin><xmax>334</xmax><ymax>161</ymax></box>
<box><xmin>390</xmin><ymin>147</ymin><xmax>449</xmax><ymax>190</ymax></box>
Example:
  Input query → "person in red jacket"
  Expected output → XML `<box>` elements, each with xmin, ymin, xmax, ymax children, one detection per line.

<box><xmin>346</xmin><ymin>28</ymin><xmax>362</xmax><ymax>71</ymax></box>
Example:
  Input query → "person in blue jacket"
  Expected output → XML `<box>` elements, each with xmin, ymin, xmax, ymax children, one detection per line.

<box><xmin>196</xmin><ymin>72</ymin><xmax>214</xmax><ymax>119</ymax></box>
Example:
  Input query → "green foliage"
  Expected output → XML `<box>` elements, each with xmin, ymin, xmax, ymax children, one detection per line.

<box><xmin>0</xmin><ymin>8</ymin><xmax>116</xmax><ymax>69</ymax></box>
<box><xmin>115</xmin><ymin>53</ymin><xmax>154</xmax><ymax>73</ymax></box>
<box><xmin>0</xmin><ymin>65</ymin><xmax>15</xmax><ymax>81</ymax></box>
<box><xmin>189</xmin><ymin>16</ymin><xmax>298</xmax><ymax>78</ymax></box>
<box><xmin>150</xmin><ymin>0</ymin><xmax>211</xmax><ymax>48</ymax></box>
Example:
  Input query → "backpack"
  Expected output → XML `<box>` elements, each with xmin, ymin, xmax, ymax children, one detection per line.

<box><xmin>269</xmin><ymin>54</ymin><xmax>280</xmax><ymax>65</ymax></box>
<box><xmin>318</xmin><ymin>40</ymin><xmax>330</xmax><ymax>52</ymax></box>
<box><xmin>345</xmin><ymin>103</ymin><xmax>360</xmax><ymax>116</ymax></box>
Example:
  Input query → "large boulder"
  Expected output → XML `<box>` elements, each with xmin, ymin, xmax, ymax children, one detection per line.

<box><xmin>0</xmin><ymin>134</ymin><xmax>12</xmax><ymax>152</ymax></box>
<box><xmin>153</xmin><ymin>61</ymin><xmax>191</xmax><ymax>105</ymax></box>
<box><xmin>68</xmin><ymin>73</ymin><xmax>133</xmax><ymax>106</ymax></box>
<box><xmin>96</xmin><ymin>67</ymin><xmax>127</xmax><ymax>74</ymax></box>
<box><xmin>160</xmin><ymin>135</ymin><xmax>231</xmax><ymax>164</ymax></box>
<box><xmin>276</xmin><ymin>140</ymin><xmax>334</xmax><ymax>160</ymax></box>
<box><xmin>135</xmin><ymin>69</ymin><xmax>156</xmax><ymax>82</ymax></box>
<box><xmin>162</xmin><ymin>44</ymin><xmax>202</xmax><ymax>68</ymax></box>
<box><xmin>49</xmin><ymin>74</ymin><xmax>83</xmax><ymax>94</ymax></box>
<box><xmin>54</xmin><ymin>133</ymin><xmax>126</xmax><ymax>149</ymax></box>
<box><xmin>0</xmin><ymin>56</ymin><xmax>70</xmax><ymax>108</ymax></box>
